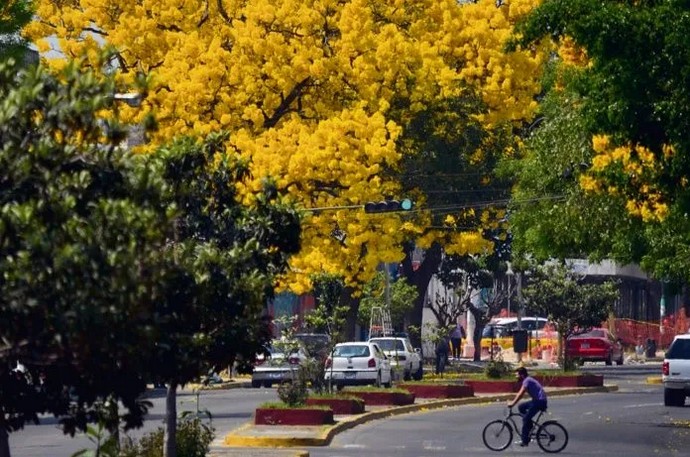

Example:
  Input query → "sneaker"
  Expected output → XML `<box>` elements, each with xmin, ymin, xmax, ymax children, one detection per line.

<box><xmin>514</xmin><ymin>441</ymin><xmax>528</xmax><ymax>447</ymax></box>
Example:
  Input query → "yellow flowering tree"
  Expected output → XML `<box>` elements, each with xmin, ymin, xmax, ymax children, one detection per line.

<box><xmin>26</xmin><ymin>0</ymin><xmax>546</xmax><ymax>315</ymax></box>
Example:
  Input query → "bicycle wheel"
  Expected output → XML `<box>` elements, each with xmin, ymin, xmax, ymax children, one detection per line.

<box><xmin>482</xmin><ymin>420</ymin><xmax>513</xmax><ymax>451</ymax></box>
<box><xmin>535</xmin><ymin>420</ymin><xmax>568</xmax><ymax>453</ymax></box>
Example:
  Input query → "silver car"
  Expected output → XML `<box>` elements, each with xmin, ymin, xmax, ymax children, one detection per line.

<box><xmin>251</xmin><ymin>342</ymin><xmax>311</xmax><ymax>388</ymax></box>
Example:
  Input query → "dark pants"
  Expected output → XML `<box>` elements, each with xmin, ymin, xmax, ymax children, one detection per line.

<box><xmin>435</xmin><ymin>353</ymin><xmax>447</xmax><ymax>374</ymax></box>
<box><xmin>518</xmin><ymin>399</ymin><xmax>547</xmax><ymax>445</ymax></box>
<box><xmin>450</xmin><ymin>337</ymin><xmax>462</xmax><ymax>358</ymax></box>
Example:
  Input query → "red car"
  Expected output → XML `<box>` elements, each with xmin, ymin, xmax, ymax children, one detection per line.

<box><xmin>566</xmin><ymin>328</ymin><xmax>624</xmax><ymax>365</ymax></box>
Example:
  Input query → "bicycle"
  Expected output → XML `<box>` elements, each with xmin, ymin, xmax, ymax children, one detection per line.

<box><xmin>482</xmin><ymin>406</ymin><xmax>569</xmax><ymax>453</ymax></box>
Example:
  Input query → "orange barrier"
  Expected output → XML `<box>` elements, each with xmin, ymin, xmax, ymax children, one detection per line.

<box><xmin>611</xmin><ymin>310</ymin><xmax>688</xmax><ymax>348</ymax></box>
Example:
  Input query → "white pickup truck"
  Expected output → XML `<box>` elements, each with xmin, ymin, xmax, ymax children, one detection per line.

<box><xmin>662</xmin><ymin>333</ymin><xmax>690</xmax><ymax>406</ymax></box>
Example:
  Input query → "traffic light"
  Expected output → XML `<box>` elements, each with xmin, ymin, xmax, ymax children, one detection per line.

<box><xmin>363</xmin><ymin>198</ymin><xmax>414</xmax><ymax>213</ymax></box>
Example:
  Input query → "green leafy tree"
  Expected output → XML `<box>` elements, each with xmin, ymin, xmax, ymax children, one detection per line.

<box><xmin>504</xmin><ymin>69</ymin><xmax>648</xmax><ymax>266</ymax></box>
<box><xmin>358</xmin><ymin>271</ymin><xmax>417</xmax><ymax>333</ymax></box>
<box><xmin>303</xmin><ymin>273</ymin><xmax>348</xmax><ymax>393</ymax></box>
<box><xmin>0</xmin><ymin>58</ymin><xmax>171</xmax><ymax>457</ymax></box>
<box><xmin>521</xmin><ymin>261</ymin><xmax>619</xmax><ymax>370</ymax></box>
<box><xmin>511</xmin><ymin>0</ymin><xmax>690</xmax><ymax>293</ymax></box>
<box><xmin>145</xmin><ymin>133</ymin><xmax>301</xmax><ymax>457</ymax></box>
<box><xmin>0</xmin><ymin>1</ymin><xmax>33</xmax><ymax>63</ymax></box>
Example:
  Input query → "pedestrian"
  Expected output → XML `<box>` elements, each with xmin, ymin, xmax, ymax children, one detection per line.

<box><xmin>435</xmin><ymin>335</ymin><xmax>450</xmax><ymax>375</ymax></box>
<box><xmin>507</xmin><ymin>367</ymin><xmax>548</xmax><ymax>447</ymax></box>
<box><xmin>449</xmin><ymin>322</ymin><xmax>466</xmax><ymax>360</ymax></box>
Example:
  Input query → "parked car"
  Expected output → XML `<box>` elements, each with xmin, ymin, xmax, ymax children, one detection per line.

<box><xmin>294</xmin><ymin>333</ymin><xmax>331</xmax><ymax>361</ymax></box>
<box><xmin>324</xmin><ymin>341</ymin><xmax>392</xmax><ymax>390</ymax></box>
<box><xmin>662</xmin><ymin>333</ymin><xmax>690</xmax><ymax>406</ymax></box>
<box><xmin>565</xmin><ymin>328</ymin><xmax>623</xmax><ymax>365</ymax></box>
<box><xmin>369</xmin><ymin>336</ymin><xmax>423</xmax><ymax>381</ymax></box>
<box><xmin>251</xmin><ymin>341</ymin><xmax>311</xmax><ymax>388</ymax></box>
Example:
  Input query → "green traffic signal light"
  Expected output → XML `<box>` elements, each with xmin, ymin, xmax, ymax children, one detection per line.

<box><xmin>364</xmin><ymin>198</ymin><xmax>414</xmax><ymax>213</ymax></box>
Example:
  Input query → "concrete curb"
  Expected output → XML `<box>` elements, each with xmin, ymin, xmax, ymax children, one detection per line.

<box><xmin>223</xmin><ymin>385</ymin><xmax>619</xmax><ymax>448</ymax></box>
<box><xmin>186</xmin><ymin>381</ymin><xmax>252</xmax><ymax>391</ymax></box>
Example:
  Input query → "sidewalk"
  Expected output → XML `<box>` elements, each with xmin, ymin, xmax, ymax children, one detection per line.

<box><xmin>217</xmin><ymin>383</ymin><xmax>618</xmax><ymax>456</ymax></box>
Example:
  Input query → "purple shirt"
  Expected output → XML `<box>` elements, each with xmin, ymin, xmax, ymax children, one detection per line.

<box><xmin>523</xmin><ymin>376</ymin><xmax>547</xmax><ymax>401</ymax></box>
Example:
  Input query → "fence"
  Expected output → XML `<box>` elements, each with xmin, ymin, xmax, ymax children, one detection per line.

<box><xmin>612</xmin><ymin>308</ymin><xmax>689</xmax><ymax>348</ymax></box>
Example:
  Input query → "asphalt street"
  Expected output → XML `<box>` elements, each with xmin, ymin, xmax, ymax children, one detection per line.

<box><xmin>307</xmin><ymin>373</ymin><xmax>689</xmax><ymax>456</ymax></box>
<box><xmin>9</xmin><ymin>364</ymin><xmax>667</xmax><ymax>457</ymax></box>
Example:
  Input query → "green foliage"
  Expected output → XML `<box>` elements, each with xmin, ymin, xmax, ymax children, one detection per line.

<box><xmin>358</xmin><ymin>271</ymin><xmax>418</xmax><ymax>330</ymax></box>
<box><xmin>146</xmin><ymin>133</ymin><xmax>301</xmax><ymax>386</ymax></box>
<box><xmin>0</xmin><ymin>1</ymin><xmax>34</xmax><ymax>63</ymax></box>
<box><xmin>522</xmin><ymin>261</ymin><xmax>619</xmax><ymax>365</ymax></box>
<box><xmin>118</xmin><ymin>414</ymin><xmax>214</xmax><ymax>457</ymax></box>
<box><xmin>71</xmin><ymin>423</ymin><xmax>119</xmax><ymax>457</ymax></box>
<box><xmin>276</xmin><ymin>378</ymin><xmax>309</xmax><ymax>407</ymax></box>
<box><xmin>504</xmin><ymin>73</ymin><xmax>646</xmax><ymax>265</ymax></box>
<box><xmin>483</xmin><ymin>355</ymin><xmax>513</xmax><ymax>379</ymax></box>
<box><xmin>258</xmin><ymin>402</ymin><xmax>330</xmax><ymax>410</ymax></box>
<box><xmin>303</xmin><ymin>273</ymin><xmax>349</xmax><ymax>394</ymax></box>
<box><xmin>0</xmin><ymin>57</ymin><xmax>165</xmax><ymax>435</ymax></box>
<box><xmin>510</xmin><ymin>0</ymin><xmax>690</xmax><ymax>284</ymax></box>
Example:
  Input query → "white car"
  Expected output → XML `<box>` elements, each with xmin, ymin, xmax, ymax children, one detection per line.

<box><xmin>662</xmin><ymin>333</ymin><xmax>690</xmax><ymax>406</ymax></box>
<box><xmin>325</xmin><ymin>342</ymin><xmax>392</xmax><ymax>389</ymax></box>
<box><xmin>369</xmin><ymin>337</ymin><xmax>423</xmax><ymax>381</ymax></box>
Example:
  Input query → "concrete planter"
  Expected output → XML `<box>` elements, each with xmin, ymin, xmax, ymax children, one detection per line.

<box><xmin>399</xmin><ymin>383</ymin><xmax>474</xmax><ymax>398</ymax></box>
<box><xmin>343</xmin><ymin>390</ymin><xmax>415</xmax><ymax>406</ymax></box>
<box><xmin>465</xmin><ymin>379</ymin><xmax>520</xmax><ymax>393</ymax></box>
<box><xmin>254</xmin><ymin>407</ymin><xmax>334</xmax><ymax>425</ymax></box>
<box><xmin>535</xmin><ymin>374</ymin><xmax>604</xmax><ymax>387</ymax></box>
<box><xmin>306</xmin><ymin>397</ymin><xmax>365</xmax><ymax>414</ymax></box>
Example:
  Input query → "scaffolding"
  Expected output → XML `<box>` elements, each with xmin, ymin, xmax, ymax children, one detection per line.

<box><xmin>369</xmin><ymin>306</ymin><xmax>393</xmax><ymax>338</ymax></box>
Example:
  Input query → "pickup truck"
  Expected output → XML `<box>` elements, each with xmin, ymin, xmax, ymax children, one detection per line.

<box><xmin>662</xmin><ymin>333</ymin><xmax>690</xmax><ymax>406</ymax></box>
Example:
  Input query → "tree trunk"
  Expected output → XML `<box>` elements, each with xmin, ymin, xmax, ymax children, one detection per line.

<box><xmin>342</xmin><ymin>288</ymin><xmax>358</xmax><ymax>341</ymax></box>
<box><xmin>164</xmin><ymin>381</ymin><xmax>178</xmax><ymax>457</ymax></box>
<box><xmin>0</xmin><ymin>422</ymin><xmax>10</xmax><ymax>457</ymax></box>
<box><xmin>472</xmin><ymin>320</ymin><xmax>483</xmax><ymax>362</ymax></box>
<box><xmin>402</xmin><ymin>242</ymin><xmax>443</xmax><ymax>349</ymax></box>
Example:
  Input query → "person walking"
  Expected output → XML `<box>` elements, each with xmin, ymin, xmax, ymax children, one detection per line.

<box><xmin>507</xmin><ymin>367</ymin><xmax>548</xmax><ymax>447</ymax></box>
<box><xmin>435</xmin><ymin>335</ymin><xmax>450</xmax><ymax>375</ymax></box>
<box><xmin>449</xmin><ymin>322</ymin><xmax>466</xmax><ymax>360</ymax></box>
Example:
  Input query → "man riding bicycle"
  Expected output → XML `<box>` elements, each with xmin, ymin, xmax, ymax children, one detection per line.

<box><xmin>507</xmin><ymin>367</ymin><xmax>548</xmax><ymax>447</ymax></box>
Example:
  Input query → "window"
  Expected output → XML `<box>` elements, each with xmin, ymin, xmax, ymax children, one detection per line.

<box><xmin>334</xmin><ymin>345</ymin><xmax>370</xmax><ymax>357</ymax></box>
<box><xmin>667</xmin><ymin>339</ymin><xmax>690</xmax><ymax>360</ymax></box>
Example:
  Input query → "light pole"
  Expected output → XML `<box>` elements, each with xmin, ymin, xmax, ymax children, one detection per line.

<box><xmin>506</xmin><ymin>263</ymin><xmax>514</xmax><ymax>316</ymax></box>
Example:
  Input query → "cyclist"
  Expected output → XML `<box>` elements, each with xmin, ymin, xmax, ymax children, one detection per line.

<box><xmin>507</xmin><ymin>367</ymin><xmax>548</xmax><ymax>447</ymax></box>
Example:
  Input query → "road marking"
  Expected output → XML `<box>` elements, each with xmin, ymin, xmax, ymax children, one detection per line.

<box><xmin>623</xmin><ymin>403</ymin><xmax>661</xmax><ymax>408</ymax></box>
<box><xmin>343</xmin><ymin>444</ymin><xmax>365</xmax><ymax>449</ymax></box>
<box><xmin>422</xmin><ymin>440</ymin><xmax>446</xmax><ymax>450</ymax></box>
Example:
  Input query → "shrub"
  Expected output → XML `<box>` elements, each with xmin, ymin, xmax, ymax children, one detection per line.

<box><xmin>119</xmin><ymin>414</ymin><xmax>214</xmax><ymax>457</ymax></box>
<box><xmin>276</xmin><ymin>365</ymin><xmax>309</xmax><ymax>406</ymax></box>
<box><xmin>484</xmin><ymin>356</ymin><xmax>512</xmax><ymax>379</ymax></box>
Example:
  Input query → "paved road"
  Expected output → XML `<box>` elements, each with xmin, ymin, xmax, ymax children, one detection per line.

<box><xmin>307</xmin><ymin>373</ymin><xmax>689</xmax><ymax>457</ymax></box>
<box><xmin>7</xmin><ymin>366</ymin><xmax>669</xmax><ymax>457</ymax></box>
<box><xmin>10</xmin><ymin>386</ymin><xmax>278</xmax><ymax>457</ymax></box>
